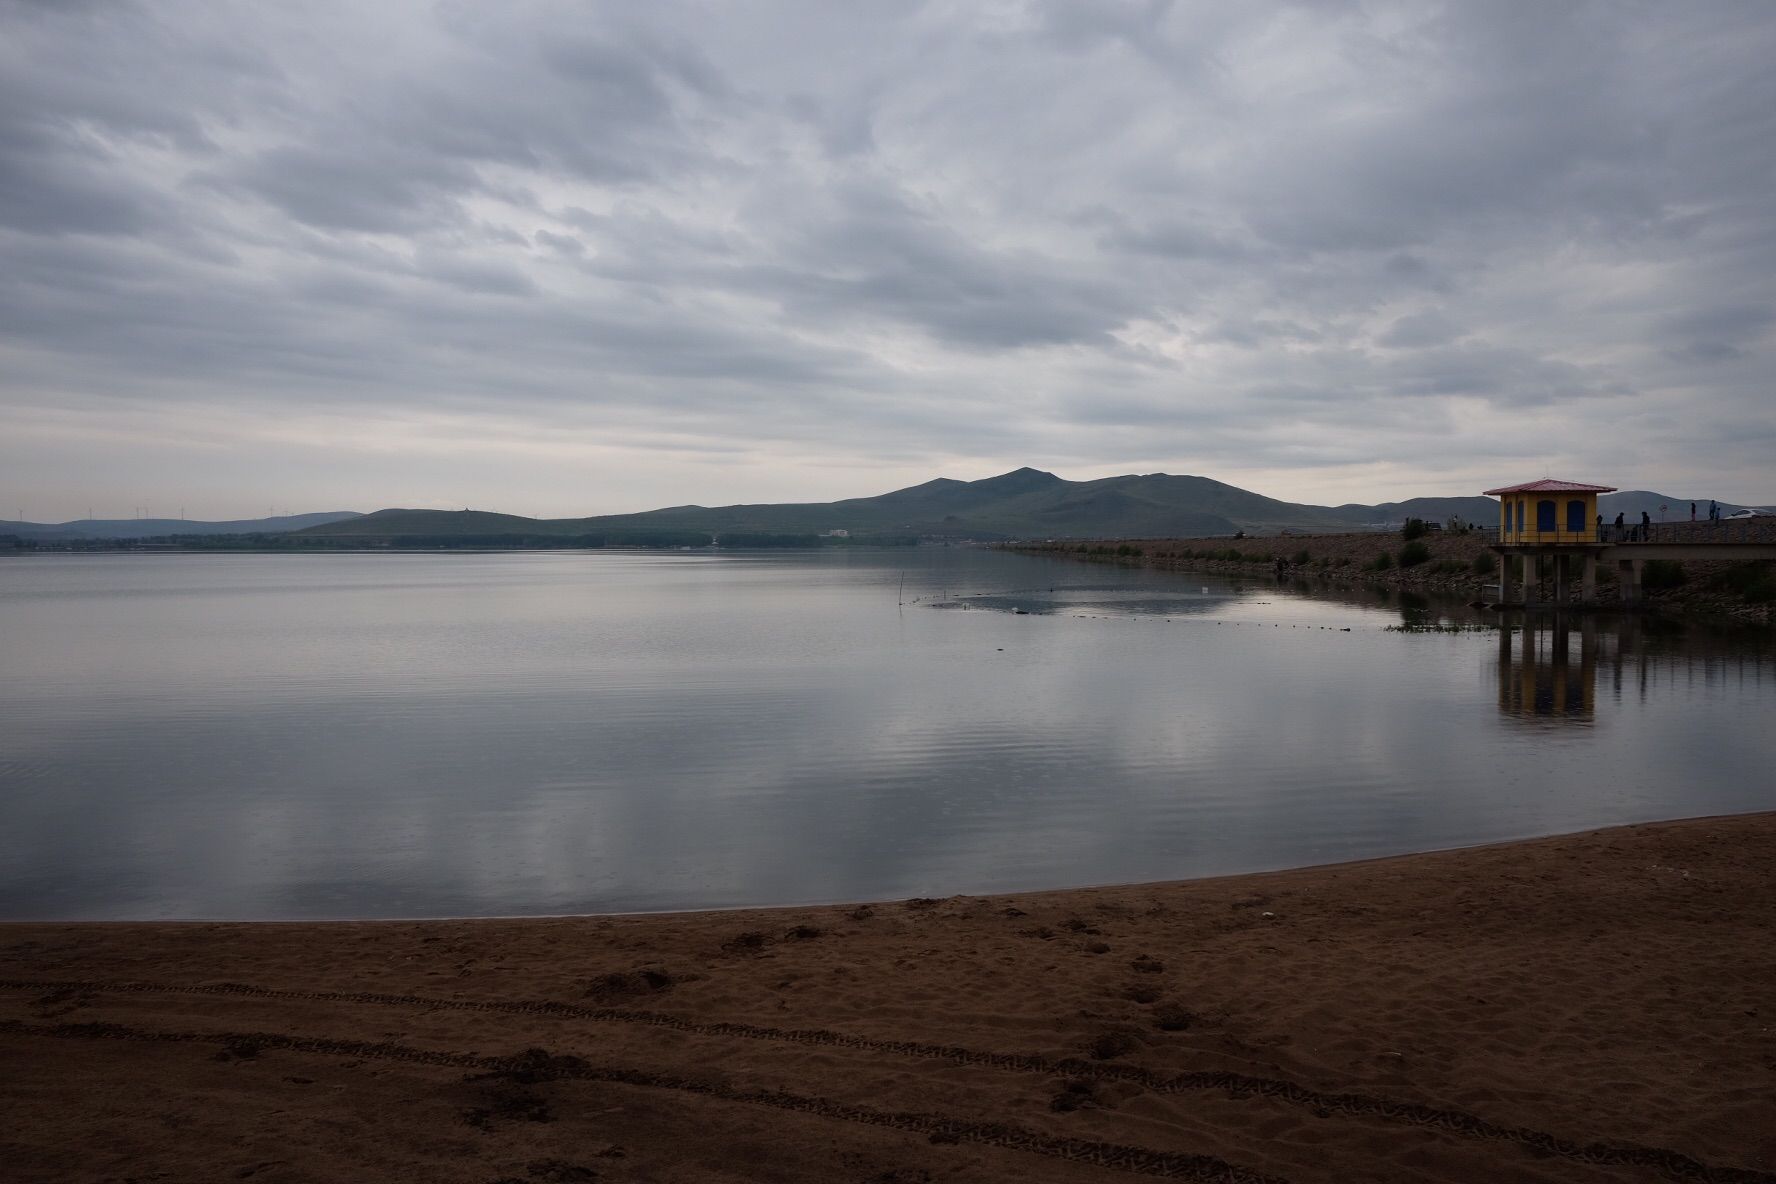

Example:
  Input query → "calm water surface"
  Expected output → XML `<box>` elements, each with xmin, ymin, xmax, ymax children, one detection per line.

<box><xmin>2</xmin><ymin>549</ymin><xmax>1772</xmax><ymax>919</ymax></box>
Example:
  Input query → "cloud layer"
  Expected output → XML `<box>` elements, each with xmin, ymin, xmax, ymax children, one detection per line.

<box><xmin>3</xmin><ymin>0</ymin><xmax>1773</xmax><ymax>519</ymax></box>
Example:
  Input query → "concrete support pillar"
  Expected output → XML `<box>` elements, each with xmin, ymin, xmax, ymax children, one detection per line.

<box><xmin>1581</xmin><ymin>554</ymin><xmax>1597</xmax><ymax>603</ymax></box>
<box><xmin>1497</xmin><ymin>625</ymin><xmax>1513</xmax><ymax>711</ymax></box>
<box><xmin>1553</xmin><ymin>553</ymin><xmax>1567</xmax><ymax>605</ymax></box>
<box><xmin>1618</xmin><ymin>558</ymin><xmax>1643</xmax><ymax>603</ymax></box>
<box><xmin>1580</xmin><ymin>616</ymin><xmax>1598</xmax><ymax>715</ymax></box>
<box><xmin>1498</xmin><ymin>551</ymin><xmax>1517</xmax><ymax>605</ymax></box>
<box><xmin>1520</xmin><ymin>624</ymin><xmax>1539</xmax><ymax>707</ymax></box>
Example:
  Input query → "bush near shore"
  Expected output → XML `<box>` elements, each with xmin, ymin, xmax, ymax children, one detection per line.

<box><xmin>1015</xmin><ymin>530</ymin><xmax>1775</xmax><ymax>627</ymax></box>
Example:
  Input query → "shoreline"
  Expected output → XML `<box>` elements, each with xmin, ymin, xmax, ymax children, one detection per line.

<box><xmin>1011</xmin><ymin>532</ymin><xmax>1776</xmax><ymax>628</ymax></box>
<box><xmin>11</xmin><ymin>810</ymin><xmax>1771</xmax><ymax>928</ymax></box>
<box><xmin>6</xmin><ymin>812</ymin><xmax>1774</xmax><ymax>1182</ymax></box>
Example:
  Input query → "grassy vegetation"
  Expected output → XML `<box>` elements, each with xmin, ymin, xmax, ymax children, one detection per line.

<box><xmin>1034</xmin><ymin>527</ymin><xmax>1770</xmax><ymax>626</ymax></box>
<box><xmin>1708</xmin><ymin>561</ymin><xmax>1775</xmax><ymax>603</ymax></box>
<box><xmin>1076</xmin><ymin>543</ymin><xmax>1146</xmax><ymax>557</ymax></box>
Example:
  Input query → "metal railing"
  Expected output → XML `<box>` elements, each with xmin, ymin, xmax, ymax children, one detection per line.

<box><xmin>1492</xmin><ymin>519</ymin><xmax>1772</xmax><ymax>545</ymax></box>
<box><xmin>1497</xmin><ymin>526</ymin><xmax>1601</xmax><ymax>545</ymax></box>
<box><xmin>1600</xmin><ymin>519</ymin><xmax>1771</xmax><ymax>544</ymax></box>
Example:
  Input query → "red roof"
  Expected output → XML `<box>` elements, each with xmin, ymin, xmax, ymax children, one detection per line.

<box><xmin>1483</xmin><ymin>479</ymin><xmax>1617</xmax><ymax>495</ymax></box>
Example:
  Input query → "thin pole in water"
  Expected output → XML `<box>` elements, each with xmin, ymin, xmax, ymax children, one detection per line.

<box><xmin>898</xmin><ymin>571</ymin><xmax>905</xmax><ymax>605</ymax></box>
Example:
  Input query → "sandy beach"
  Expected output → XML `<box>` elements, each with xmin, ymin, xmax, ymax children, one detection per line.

<box><xmin>4</xmin><ymin>814</ymin><xmax>1774</xmax><ymax>1183</ymax></box>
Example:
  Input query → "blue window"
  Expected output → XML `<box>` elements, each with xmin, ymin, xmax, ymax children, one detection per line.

<box><xmin>1537</xmin><ymin>500</ymin><xmax>1556</xmax><ymax>531</ymax></box>
<box><xmin>1566</xmin><ymin>500</ymin><xmax>1585</xmax><ymax>532</ymax></box>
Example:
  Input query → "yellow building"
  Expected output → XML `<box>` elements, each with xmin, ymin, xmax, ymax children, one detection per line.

<box><xmin>1484</xmin><ymin>478</ymin><xmax>1616</xmax><ymax>545</ymax></box>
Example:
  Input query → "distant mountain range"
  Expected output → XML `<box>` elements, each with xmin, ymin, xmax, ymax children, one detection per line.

<box><xmin>8</xmin><ymin>474</ymin><xmax>1766</xmax><ymax>545</ymax></box>
<box><xmin>4</xmin><ymin>511</ymin><xmax>361</xmax><ymax>541</ymax></box>
<box><xmin>290</xmin><ymin>471</ymin><xmax>1769</xmax><ymax>543</ymax></box>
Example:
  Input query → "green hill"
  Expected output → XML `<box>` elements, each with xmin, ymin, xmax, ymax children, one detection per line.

<box><xmin>11</xmin><ymin>511</ymin><xmax>361</xmax><ymax>541</ymax></box>
<box><xmin>297</xmin><ymin>469</ymin><xmax>1382</xmax><ymax>542</ymax></box>
<box><xmin>25</xmin><ymin>476</ymin><xmax>1766</xmax><ymax>553</ymax></box>
<box><xmin>296</xmin><ymin>508</ymin><xmax>711</xmax><ymax>548</ymax></box>
<box><xmin>1335</xmin><ymin>496</ymin><xmax>1499</xmax><ymax>527</ymax></box>
<box><xmin>305</xmin><ymin>509</ymin><xmax>567</xmax><ymax>537</ymax></box>
<box><xmin>280</xmin><ymin>470</ymin><xmax>1776</xmax><ymax>547</ymax></box>
<box><xmin>560</xmin><ymin>468</ymin><xmax>1372</xmax><ymax>538</ymax></box>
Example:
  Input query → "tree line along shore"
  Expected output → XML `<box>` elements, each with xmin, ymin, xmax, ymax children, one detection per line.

<box><xmin>1015</xmin><ymin>522</ymin><xmax>1776</xmax><ymax>628</ymax></box>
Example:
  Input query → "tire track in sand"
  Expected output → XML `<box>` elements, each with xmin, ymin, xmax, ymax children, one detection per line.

<box><xmin>3</xmin><ymin>978</ymin><xmax>1770</xmax><ymax>1183</ymax></box>
<box><xmin>0</xmin><ymin>1018</ymin><xmax>1283</xmax><ymax>1184</ymax></box>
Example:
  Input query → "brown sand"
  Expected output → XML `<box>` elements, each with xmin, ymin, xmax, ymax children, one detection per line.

<box><xmin>5</xmin><ymin>814</ymin><xmax>1775</xmax><ymax>1184</ymax></box>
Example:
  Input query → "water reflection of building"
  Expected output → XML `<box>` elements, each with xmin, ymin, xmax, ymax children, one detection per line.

<box><xmin>1496</xmin><ymin>617</ymin><xmax>1597</xmax><ymax>722</ymax></box>
<box><xmin>1495</xmin><ymin>614</ymin><xmax>1774</xmax><ymax>726</ymax></box>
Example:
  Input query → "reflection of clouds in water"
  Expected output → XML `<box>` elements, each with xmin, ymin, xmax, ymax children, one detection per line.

<box><xmin>2</xmin><ymin>552</ymin><xmax>1773</xmax><ymax>919</ymax></box>
<box><xmin>945</xmin><ymin>574</ymin><xmax>1388</xmax><ymax>630</ymax></box>
<box><xmin>946</xmin><ymin>579</ymin><xmax>1229</xmax><ymax>618</ymax></box>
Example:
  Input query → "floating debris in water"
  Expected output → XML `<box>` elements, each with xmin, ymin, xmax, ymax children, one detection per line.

<box><xmin>1384</xmin><ymin>622</ymin><xmax>1494</xmax><ymax>634</ymax></box>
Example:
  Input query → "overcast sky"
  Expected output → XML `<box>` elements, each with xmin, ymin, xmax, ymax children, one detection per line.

<box><xmin>3</xmin><ymin>0</ymin><xmax>1773</xmax><ymax>521</ymax></box>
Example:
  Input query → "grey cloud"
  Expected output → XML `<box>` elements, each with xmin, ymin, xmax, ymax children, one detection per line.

<box><xmin>191</xmin><ymin>20</ymin><xmax>733</xmax><ymax>236</ymax></box>
<box><xmin>219</xmin><ymin>143</ymin><xmax>475</xmax><ymax>233</ymax></box>
<box><xmin>786</xmin><ymin>91</ymin><xmax>876</xmax><ymax>157</ymax></box>
<box><xmin>560</xmin><ymin>203</ymin><xmax>740</xmax><ymax>279</ymax></box>
<box><xmin>421</xmin><ymin>258</ymin><xmax>538</xmax><ymax>299</ymax></box>
<box><xmin>0</xmin><ymin>2</ymin><xmax>237</xmax><ymax>152</ymax></box>
<box><xmin>1205</xmin><ymin>319</ymin><xmax>1324</xmax><ymax>348</ymax></box>
<box><xmin>534</xmin><ymin>230</ymin><xmax>584</xmax><ymax>256</ymax></box>
<box><xmin>0</xmin><ymin>136</ymin><xmax>162</xmax><ymax>235</ymax></box>
<box><xmin>1378</xmin><ymin>311</ymin><xmax>1461</xmax><ymax>349</ymax></box>
<box><xmin>1384</xmin><ymin>343</ymin><xmax>1623</xmax><ymax>406</ymax></box>
<box><xmin>1087</xmin><ymin>208</ymin><xmax>1256</xmax><ymax>262</ymax></box>
<box><xmin>0</xmin><ymin>71</ymin><xmax>172</xmax><ymax>236</ymax></box>
<box><xmin>1033</xmin><ymin>0</ymin><xmax>1175</xmax><ymax>55</ymax></box>
<box><xmin>1227</xmin><ymin>10</ymin><xmax>1673</xmax><ymax>256</ymax></box>
<box><xmin>1381</xmin><ymin>254</ymin><xmax>1448</xmax><ymax>290</ymax></box>
<box><xmin>2</xmin><ymin>0</ymin><xmax>1773</xmax><ymax>518</ymax></box>
<box><xmin>749</xmin><ymin>180</ymin><xmax>1140</xmax><ymax>349</ymax></box>
<box><xmin>1658</xmin><ymin>303</ymin><xmax>1773</xmax><ymax>364</ymax></box>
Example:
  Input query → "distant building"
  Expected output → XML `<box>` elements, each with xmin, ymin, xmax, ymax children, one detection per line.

<box><xmin>1484</xmin><ymin>478</ymin><xmax>1615</xmax><ymax>545</ymax></box>
<box><xmin>1484</xmin><ymin>477</ymin><xmax>1617</xmax><ymax>607</ymax></box>
<box><xmin>819</xmin><ymin>529</ymin><xmax>850</xmax><ymax>538</ymax></box>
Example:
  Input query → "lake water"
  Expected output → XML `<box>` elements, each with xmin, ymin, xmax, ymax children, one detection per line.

<box><xmin>2</xmin><ymin>549</ymin><xmax>1772</xmax><ymax>920</ymax></box>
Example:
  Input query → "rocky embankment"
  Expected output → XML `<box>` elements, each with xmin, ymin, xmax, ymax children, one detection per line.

<box><xmin>1015</xmin><ymin>523</ymin><xmax>1776</xmax><ymax>627</ymax></box>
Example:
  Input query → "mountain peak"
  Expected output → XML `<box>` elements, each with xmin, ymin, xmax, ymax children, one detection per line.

<box><xmin>971</xmin><ymin>467</ymin><xmax>1062</xmax><ymax>490</ymax></box>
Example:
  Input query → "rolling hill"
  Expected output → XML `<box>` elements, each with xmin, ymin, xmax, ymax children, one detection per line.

<box><xmin>8</xmin><ymin>511</ymin><xmax>362</xmax><ymax>540</ymax></box>
<box><xmin>21</xmin><ymin>475</ymin><xmax>1763</xmax><ymax>549</ymax></box>
<box><xmin>294</xmin><ymin>469</ymin><xmax>1479</xmax><ymax>542</ymax></box>
<box><xmin>291</xmin><ymin>472</ymin><xmax>1771</xmax><ymax>544</ymax></box>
